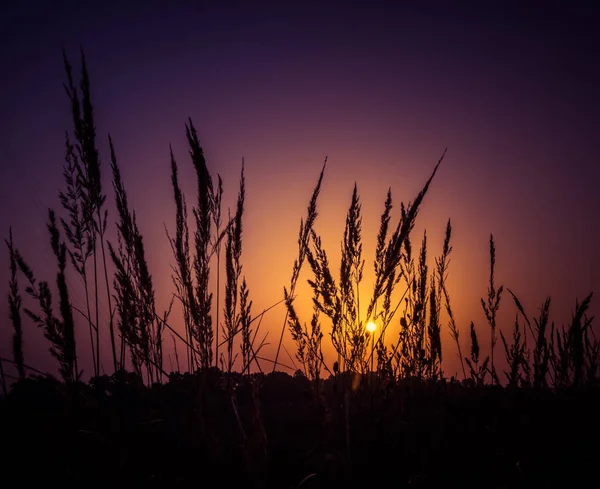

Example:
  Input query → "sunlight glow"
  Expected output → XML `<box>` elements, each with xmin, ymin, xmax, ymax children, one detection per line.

<box><xmin>366</xmin><ymin>321</ymin><xmax>377</xmax><ymax>333</ymax></box>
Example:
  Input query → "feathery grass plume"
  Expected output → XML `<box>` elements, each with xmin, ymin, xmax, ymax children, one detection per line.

<box><xmin>506</xmin><ymin>289</ymin><xmax>535</xmax><ymax>385</ymax></box>
<box><xmin>583</xmin><ymin>316</ymin><xmax>600</xmax><ymax>386</ymax></box>
<box><xmin>107</xmin><ymin>137</ymin><xmax>140</xmax><ymax>375</ymax></box>
<box><xmin>62</xmin><ymin>50</ymin><xmax>83</xmax><ymax>154</ymax></box>
<box><xmin>436</xmin><ymin>219</ymin><xmax>466</xmax><ymax>379</ymax></box>
<box><xmin>427</xmin><ymin>274</ymin><xmax>442</xmax><ymax>379</ymax></box>
<box><xmin>414</xmin><ymin>231</ymin><xmax>429</xmax><ymax>377</ymax></box>
<box><xmin>223</xmin><ymin>222</ymin><xmax>235</xmax><ymax>374</ymax></box>
<box><xmin>306</xmin><ymin>300</ymin><xmax>325</xmax><ymax>382</ymax></box>
<box><xmin>285</xmin><ymin>290</ymin><xmax>307</xmax><ymax>375</ymax></box>
<box><xmin>340</xmin><ymin>184</ymin><xmax>365</xmax><ymax>372</ymax></box>
<box><xmin>395</xmin><ymin>314</ymin><xmax>411</xmax><ymax>377</ymax></box>
<box><xmin>274</xmin><ymin>159</ymin><xmax>326</xmax><ymax>372</ymax></box>
<box><xmin>369</xmin><ymin>189</ymin><xmax>399</xmax><ymax>372</ymax></box>
<box><xmin>107</xmin><ymin>136</ymin><xmax>134</xmax><ymax>369</ymax></box>
<box><xmin>59</xmin><ymin>132</ymin><xmax>97</xmax><ymax>376</ymax></box>
<box><xmin>531</xmin><ymin>298</ymin><xmax>551</xmax><ymax>388</ymax></box>
<box><xmin>481</xmin><ymin>234</ymin><xmax>503</xmax><ymax>385</ymax></box>
<box><xmin>546</xmin><ymin>321</ymin><xmax>557</xmax><ymax>387</ymax></box>
<box><xmin>63</xmin><ymin>50</ymin><xmax>98</xmax><ymax>373</ymax></box>
<box><xmin>187</xmin><ymin>119</ymin><xmax>215</xmax><ymax>371</ymax></box>
<box><xmin>79</xmin><ymin>50</ymin><xmax>116</xmax><ymax>372</ymax></box>
<box><xmin>239</xmin><ymin>278</ymin><xmax>253</xmax><ymax>374</ymax></box>
<box><xmin>133</xmin><ymin>209</ymin><xmax>164</xmax><ymax>382</ymax></box>
<box><xmin>393</xmin><ymin>239</ymin><xmax>415</xmax><ymax>377</ymax></box>
<box><xmin>365</xmin><ymin>149</ymin><xmax>446</xmax><ymax>322</ymax></box>
<box><xmin>374</xmin><ymin>189</ymin><xmax>392</xmax><ymax>280</ymax></box>
<box><xmin>15</xmin><ymin>212</ymin><xmax>79</xmax><ymax>383</ymax></box>
<box><xmin>306</xmin><ymin>229</ymin><xmax>344</xmax><ymax>367</ymax></box>
<box><xmin>374</xmin><ymin>271</ymin><xmax>396</xmax><ymax>376</ymax></box>
<box><xmin>465</xmin><ymin>322</ymin><xmax>489</xmax><ymax>385</ymax></box>
<box><xmin>568</xmin><ymin>293</ymin><xmax>593</xmax><ymax>388</ymax></box>
<box><xmin>285</xmin><ymin>285</ymin><xmax>325</xmax><ymax>380</ymax></box>
<box><xmin>507</xmin><ymin>289</ymin><xmax>533</xmax><ymax>336</ymax></box>
<box><xmin>385</xmin><ymin>225</ymin><xmax>452</xmax><ymax>381</ymax></box>
<box><xmin>48</xmin><ymin>209</ymin><xmax>79</xmax><ymax>382</ymax></box>
<box><xmin>552</xmin><ymin>324</ymin><xmax>570</xmax><ymax>388</ymax></box>
<box><xmin>110</xmin><ymin>238</ymin><xmax>140</xmax><ymax>376</ymax></box>
<box><xmin>212</xmin><ymin>174</ymin><xmax>224</xmax><ymax>368</ymax></box>
<box><xmin>395</xmin><ymin>231</ymin><xmax>429</xmax><ymax>378</ymax></box>
<box><xmin>166</xmin><ymin>147</ymin><xmax>197</xmax><ymax>371</ymax></box>
<box><xmin>469</xmin><ymin>321</ymin><xmax>479</xmax><ymax>370</ymax></box>
<box><xmin>371</xmin><ymin>189</ymin><xmax>399</xmax><ymax>375</ymax></box>
<box><xmin>6</xmin><ymin>228</ymin><xmax>25</xmax><ymax>380</ymax></box>
<box><xmin>63</xmin><ymin>50</ymin><xmax>117</xmax><ymax>372</ymax></box>
<box><xmin>107</xmin><ymin>136</ymin><xmax>163</xmax><ymax>384</ymax></box>
<box><xmin>223</xmin><ymin>162</ymin><xmax>245</xmax><ymax>376</ymax></box>
<box><xmin>500</xmin><ymin>315</ymin><xmax>529</xmax><ymax>387</ymax></box>
<box><xmin>310</xmin><ymin>183</ymin><xmax>367</xmax><ymax>373</ymax></box>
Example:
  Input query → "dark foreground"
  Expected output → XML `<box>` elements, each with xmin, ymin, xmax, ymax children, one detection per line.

<box><xmin>2</xmin><ymin>371</ymin><xmax>598</xmax><ymax>488</ymax></box>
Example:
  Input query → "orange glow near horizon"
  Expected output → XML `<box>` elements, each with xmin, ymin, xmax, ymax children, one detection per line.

<box><xmin>2</xmin><ymin>151</ymin><xmax>598</xmax><ymax>381</ymax></box>
<box><xmin>3</xmin><ymin>153</ymin><xmax>598</xmax><ymax>380</ymax></box>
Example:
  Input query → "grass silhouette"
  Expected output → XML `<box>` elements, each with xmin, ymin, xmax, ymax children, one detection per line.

<box><xmin>1</xmin><ymin>52</ymin><xmax>600</xmax><ymax>488</ymax></box>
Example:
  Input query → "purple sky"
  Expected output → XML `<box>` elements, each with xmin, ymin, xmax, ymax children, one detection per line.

<box><xmin>1</xmin><ymin>1</ymin><xmax>599</xmax><ymax>378</ymax></box>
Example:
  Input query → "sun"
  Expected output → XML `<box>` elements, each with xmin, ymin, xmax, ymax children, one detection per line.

<box><xmin>366</xmin><ymin>321</ymin><xmax>377</xmax><ymax>333</ymax></box>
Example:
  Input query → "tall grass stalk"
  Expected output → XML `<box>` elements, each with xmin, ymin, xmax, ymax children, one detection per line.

<box><xmin>436</xmin><ymin>219</ymin><xmax>466</xmax><ymax>378</ymax></box>
<box><xmin>212</xmin><ymin>175</ymin><xmax>224</xmax><ymax>369</ymax></box>
<box><xmin>108</xmin><ymin>136</ymin><xmax>165</xmax><ymax>383</ymax></box>
<box><xmin>239</xmin><ymin>278</ymin><xmax>253</xmax><ymax>374</ymax></box>
<box><xmin>481</xmin><ymin>234</ymin><xmax>503</xmax><ymax>385</ymax></box>
<box><xmin>59</xmin><ymin>133</ymin><xmax>96</xmax><ymax>377</ymax></box>
<box><xmin>15</xmin><ymin>211</ymin><xmax>79</xmax><ymax>383</ymax></box>
<box><xmin>465</xmin><ymin>321</ymin><xmax>489</xmax><ymax>385</ymax></box>
<box><xmin>187</xmin><ymin>120</ymin><xmax>215</xmax><ymax>371</ymax></box>
<box><xmin>6</xmin><ymin>229</ymin><xmax>25</xmax><ymax>380</ymax></box>
<box><xmin>551</xmin><ymin>293</ymin><xmax>594</xmax><ymax>388</ymax></box>
<box><xmin>166</xmin><ymin>147</ymin><xmax>196</xmax><ymax>371</ymax></box>
<box><xmin>48</xmin><ymin>209</ymin><xmax>79</xmax><ymax>382</ymax></box>
<box><xmin>223</xmin><ymin>162</ymin><xmax>246</xmax><ymax>376</ymax></box>
<box><xmin>63</xmin><ymin>50</ymin><xmax>117</xmax><ymax>373</ymax></box>
<box><xmin>275</xmin><ymin>159</ymin><xmax>326</xmax><ymax>372</ymax></box>
<box><xmin>285</xmin><ymin>284</ymin><xmax>325</xmax><ymax>380</ymax></box>
<box><xmin>500</xmin><ymin>315</ymin><xmax>526</xmax><ymax>387</ymax></box>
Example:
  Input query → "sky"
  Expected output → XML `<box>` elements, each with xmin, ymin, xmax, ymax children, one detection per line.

<box><xmin>1</xmin><ymin>1</ymin><xmax>599</xmax><ymax>380</ymax></box>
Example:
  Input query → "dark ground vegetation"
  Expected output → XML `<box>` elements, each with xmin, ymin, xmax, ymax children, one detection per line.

<box><xmin>2</xmin><ymin>371</ymin><xmax>599</xmax><ymax>488</ymax></box>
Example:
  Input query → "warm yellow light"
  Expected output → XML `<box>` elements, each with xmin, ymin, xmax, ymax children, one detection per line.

<box><xmin>366</xmin><ymin>321</ymin><xmax>377</xmax><ymax>333</ymax></box>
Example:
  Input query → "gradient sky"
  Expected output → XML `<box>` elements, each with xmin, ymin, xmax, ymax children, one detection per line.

<box><xmin>1</xmin><ymin>1</ymin><xmax>599</xmax><ymax>379</ymax></box>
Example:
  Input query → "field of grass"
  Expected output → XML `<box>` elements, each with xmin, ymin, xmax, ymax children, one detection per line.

<box><xmin>1</xmin><ymin>52</ymin><xmax>599</xmax><ymax>488</ymax></box>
